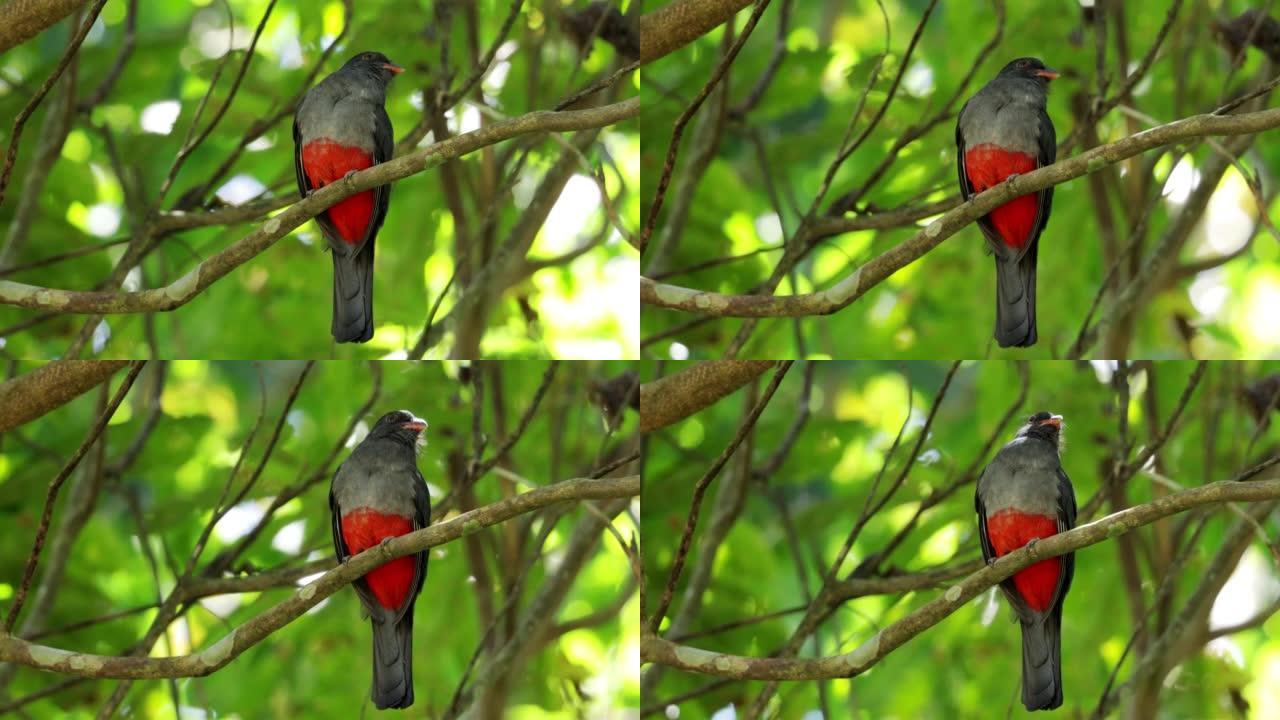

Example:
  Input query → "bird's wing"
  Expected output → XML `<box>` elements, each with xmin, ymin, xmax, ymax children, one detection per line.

<box><xmin>328</xmin><ymin>478</ymin><xmax>347</xmax><ymax>561</ymax></box>
<box><xmin>293</xmin><ymin>116</ymin><xmax>309</xmax><ymax>199</ymax></box>
<box><xmin>956</xmin><ymin>101</ymin><xmax>974</xmax><ymax>203</ymax></box>
<box><xmin>975</xmin><ymin>476</ymin><xmax>997</xmax><ymax>565</ymax></box>
<box><xmin>391</xmin><ymin>465</ymin><xmax>431</xmax><ymax>625</ymax></box>
<box><xmin>1051</xmin><ymin>464</ymin><xmax>1077</xmax><ymax>605</ymax></box>
<box><xmin>350</xmin><ymin>103</ymin><xmax>395</xmax><ymax>261</ymax></box>
<box><xmin>1008</xmin><ymin>107</ymin><xmax>1058</xmax><ymax>265</ymax></box>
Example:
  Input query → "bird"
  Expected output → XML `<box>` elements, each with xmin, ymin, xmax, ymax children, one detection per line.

<box><xmin>330</xmin><ymin>410</ymin><xmax>430</xmax><ymax>709</ymax></box>
<box><xmin>294</xmin><ymin>51</ymin><xmax>402</xmax><ymax>344</ymax></box>
<box><xmin>956</xmin><ymin>57</ymin><xmax>1059</xmax><ymax>348</ymax></box>
<box><xmin>975</xmin><ymin>411</ymin><xmax>1077</xmax><ymax>711</ymax></box>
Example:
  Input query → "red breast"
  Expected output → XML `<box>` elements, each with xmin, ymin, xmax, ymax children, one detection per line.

<box><xmin>341</xmin><ymin>508</ymin><xmax>416</xmax><ymax>610</ymax></box>
<box><xmin>985</xmin><ymin>508</ymin><xmax>1061</xmax><ymax>612</ymax></box>
<box><xmin>964</xmin><ymin>144</ymin><xmax>1039</xmax><ymax>250</ymax></box>
<box><xmin>301</xmin><ymin>140</ymin><xmax>376</xmax><ymax>245</ymax></box>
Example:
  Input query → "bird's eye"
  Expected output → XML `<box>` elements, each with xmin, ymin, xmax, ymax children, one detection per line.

<box><xmin>1018</xmin><ymin>60</ymin><xmax>1029</xmax><ymax>68</ymax></box>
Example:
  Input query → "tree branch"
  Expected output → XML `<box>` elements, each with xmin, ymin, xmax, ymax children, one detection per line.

<box><xmin>0</xmin><ymin>474</ymin><xmax>638</xmax><ymax>679</ymax></box>
<box><xmin>641</xmin><ymin>459</ymin><xmax>1280</xmax><ymax>680</ymax></box>
<box><xmin>639</xmin><ymin>360</ymin><xmax>775</xmax><ymax>433</ymax></box>
<box><xmin>0</xmin><ymin>0</ymin><xmax>87</xmax><ymax>54</ymax></box>
<box><xmin>639</xmin><ymin>0</ymin><xmax>754</xmax><ymax>65</ymax></box>
<box><xmin>640</xmin><ymin>105</ymin><xmax>1280</xmax><ymax>317</ymax></box>
<box><xmin>0</xmin><ymin>98</ymin><xmax>638</xmax><ymax>314</ymax></box>
<box><xmin>0</xmin><ymin>360</ymin><xmax>130</xmax><ymax>432</ymax></box>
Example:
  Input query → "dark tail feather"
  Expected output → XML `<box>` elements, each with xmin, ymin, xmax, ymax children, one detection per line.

<box><xmin>993</xmin><ymin>246</ymin><xmax>1038</xmax><ymax>348</ymax></box>
<box><xmin>370</xmin><ymin>613</ymin><xmax>413</xmax><ymax>709</ymax></box>
<box><xmin>331</xmin><ymin>245</ymin><xmax>374</xmax><ymax>344</ymax></box>
<box><xmin>1019</xmin><ymin>613</ymin><xmax>1063</xmax><ymax>711</ymax></box>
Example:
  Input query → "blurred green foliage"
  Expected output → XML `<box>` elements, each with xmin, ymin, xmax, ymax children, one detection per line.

<box><xmin>642</xmin><ymin>360</ymin><xmax>1280</xmax><ymax>718</ymax></box>
<box><xmin>640</xmin><ymin>1</ymin><xmax>1280</xmax><ymax>359</ymax></box>
<box><xmin>0</xmin><ymin>0</ymin><xmax>638</xmax><ymax>358</ymax></box>
<box><xmin>0</xmin><ymin>360</ymin><xmax>638</xmax><ymax>717</ymax></box>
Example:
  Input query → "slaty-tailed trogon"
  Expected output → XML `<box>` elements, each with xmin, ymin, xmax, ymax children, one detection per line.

<box><xmin>976</xmin><ymin>411</ymin><xmax>1076</xmax><ymax>711</ymax></box>
<box><xmin>294</xmin><ymin>51</ymin><xmax>402</xmax><ymax>344</ymax></box>
<box><xmin>330</xmin><ymin>410</ymin><xmax>430</xmax><ymax>709</ymax></box>
<box><xmin>956</xmin><ymin>57</ymin><xmax>1058</xmax><ymax>348</ymax></box>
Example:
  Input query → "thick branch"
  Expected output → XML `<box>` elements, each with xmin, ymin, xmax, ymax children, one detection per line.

<box><xmin>0</xmin><ymin>360</ymin><xmax>130</xmax><ymax>433</ymax></box>
<box><xmin>0</xmin><ymin>0</ymin><xmax>86</xmax><ymax>54</ymax></box>
<box><xmin>641</xmin><ymin>463</ymin><xmax>1280</xmax><ymax>680</ymax></box>
<box><xmin>639</xmin><ymin>360</ymin><xmax>775</xmax><ymax>433</ymax></box>
<box><xmin>639</xmin><ymin>0</ymin><xmax>754</xmax><ymax>65</ymax></box>
<box><xmin>0</xmin><ymin>474</ymin><xmax>638</xmax><ymax>679</ymax></box>
<box><xmin>0</xmin><ymin>99</ymin><xmax>638</xmax><ymax>314</ymax></box>
<box><xmin>640</xmin><ymin>106</ymin><xmax>1280</xmax><ymax>317</ymax></box>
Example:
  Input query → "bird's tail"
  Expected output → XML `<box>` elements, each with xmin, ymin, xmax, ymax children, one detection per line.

<box><xmin>370</xmin><ymin>613</ymin><xmax>414</xmax><ymax>709</ymax></box>
<box><xmin>993</xmin><ymin>245</ymin><xmax>1038</xmax><ymax>348</ymax></box>
<box><xmin>1019</xmin><ymin>613</ymin><xmax>1063</xmax><ymax>711</ymax></box>
<box><xmin>331</xmin><ymin>245</ymin><xmax>375</xmax><ymax>343</ymax></box>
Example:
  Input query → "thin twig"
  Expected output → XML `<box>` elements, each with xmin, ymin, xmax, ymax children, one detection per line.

<box><xmin>153</xmin><ymin>0</ymin><xmax>277</xmax><ymax>207</ymax></box>
<box><xmin>646</xmin><ymin>361</ymin><xmax>792</xmax><ymax>633</ymax></box>
<box><xmin>0</xmin><ymin>0</ymin><xmax>108</xmax><ymax>208</ymax></box>
<box><xmin>4</xmin><ymin>361</ymin><xmax>145</xmax><ymax>632</ymax></box>
<box><xmin>639</xmin><ymin>0</ymin><xmax>772</xmax><ymax>250</ymax></box>
<box><xmin>472</xmin><ymin>363</ymin><xmax>559</xmax><ymax>478</ymax></box>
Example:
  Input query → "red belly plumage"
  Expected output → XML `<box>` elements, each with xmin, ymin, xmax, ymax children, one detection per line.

<box><xmin>341</xmin><ymin>508</ymin><xmax>416</xmax><ymax>610</ymax></box>
<box><xmin>986</xmin><ymin>508</ymin><xmax>1060</xmax><ymax>612</ymax></box>
<box><xmin>964</xmin><ymin>144</ymin><xmax>1039</xmax><ymax>250</ymax></box>
<box><xmin>301</xmin><ymin>140</ymin><xmax>375</xmax><ymax>245</ymax></box>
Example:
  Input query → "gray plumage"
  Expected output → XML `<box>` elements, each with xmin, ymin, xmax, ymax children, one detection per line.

<box><xmin>294</xmin><ymin>51</ymin><xmax>400</xmax><ymax>344</ymax></box>
<box><xmin>956</xmin><ymin>57</ymin><xmax>1057</xmax><ymax>348</ymax></box>
<box><xmin>975</xmin><ymin>412</ymin><xmax>1076</xmax><ymax>711</ymax></box>
<box><xmin>330</xmin><ymin>410</ymin><xmax>430</xmax><ymax>709</ymax></box>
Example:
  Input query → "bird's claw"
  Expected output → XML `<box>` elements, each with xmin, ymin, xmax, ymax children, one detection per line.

<box><xmin>343</xmin><ymin>170</ymin><xmax>358</xmax><ymax>181</ymax></box>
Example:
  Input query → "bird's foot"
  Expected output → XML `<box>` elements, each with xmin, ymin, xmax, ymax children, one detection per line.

<box><xmin>1025</xmin><ymin>538</ymin><xmax>1040</xmax><ymax>557</ymax></box>
<box><xmin>379</xmin><ymin>536</ymin><xmax>395</xmax><ymax>553</ymax></box>
<box><xmin>343</xmin><ymin>170</ymin><xmax>358</xmax><ymax>181</ymax></box>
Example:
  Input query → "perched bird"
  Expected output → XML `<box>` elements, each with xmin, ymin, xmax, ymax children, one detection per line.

<box><xmin>330</xmin><ymin>410</ymin><xmax>430</xmax><ymax>709</ymax></box>
<box><xmin>976</xmin><ymin>411</ymin><xmax>1077</xmax><ymax>711</ymax></box>
<box><xmin>294</xmin><ymin>51</ymin><xmax>402</xmax><ymax>343</ymax></box>
<box><xmin>956</xmin><ymin>57</ymin><xmax>1058</xmax><ymax>348</ymax></box>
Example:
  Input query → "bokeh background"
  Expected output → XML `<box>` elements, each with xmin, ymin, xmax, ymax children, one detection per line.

<box><xmin>640</xmin><ymin>1</ymin><xmax>1279</xmax><ymax>359</ymax></box>
<box><xmin>0</xmin><ymin>360</ymin><xmax>639</xmax><ymax>717</ymax></box>
<box><xmin>642</xmin><ymin>360</ymin><xmax>1280</xmax><ymax>718</ymax></box>
<box><xmin>0</xmin><ymin>0</ymin><xmax>639</xmax><ymax>358</ymax></box>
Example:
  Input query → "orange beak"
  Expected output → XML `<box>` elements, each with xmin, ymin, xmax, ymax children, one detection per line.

<box><xmin>1036</xmin><ymin>414</ymin><xmax>1063</xmax><ymax>429</ymax></box>
<box><xmin>384</xmin><ymin>63</ymin><xmax>404</xmax><ymax>75</ymax></box>
<box><xmin>400</xmin><ymin>419</ymin><xmax>427</xmax><ymax>432</ymax></box>
<box><xmin>1036</xmin><ymin>68</ymin><xmax>1060</xmax><ymax>81</ymax></box>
